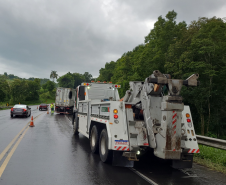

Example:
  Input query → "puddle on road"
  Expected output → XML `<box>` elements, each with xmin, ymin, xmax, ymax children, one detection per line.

<box><xmin>180</xmin><ymin>169</ymin><xmax>198</xmax><ymax>178</ymax></box>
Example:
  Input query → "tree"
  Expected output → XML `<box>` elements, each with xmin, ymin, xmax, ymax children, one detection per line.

<box><xmin>165</xmin><ymin>16</ymin><xmax>226</xmax><ymax>136</ymax></box>
<box><xmin>0</xmin><ymin>88</ymin><xmax>5</xmax><ymax>103</ymax></box>
<box><xmin>57</xmin><ymin>72</ymin><xmax>86</xmax><ymax>89</ymax></box>
<box><xmin>10</xmin><ymin>79</ymin><xmax>28</xmax><ymax>103</ymax></box>
<box><xmin>83</xmin><ymin>72</ymin><xmax>93</xmax><ymax>82</ymax></box>
<box><xmin>45</xmin><ymin>81</ymin><xmax>55</xmax><ymax>92</ymax></box>
<box><xmin>40</xmin><ymin>78</ymin><xmax>50</xmax><ymax>86</ymax></box>
<box><xmin>0</xmin><ymin>77</ymin><xmax>10</xmax><ymax>102</ymax></box>
<box><xmin>25</xmin><ymin>79</ymin><xmax>41</xmax><ymax>101</ymax></box>
<box><xmin>73</xmin><ymin>73</ymin><xmax>85</xmax><ymax>88</ymax></box>
<box><xmin>97</xmin><ymin>61</ymin><xmax>116</xmax><ymax>82</ymax></box>
<box><xmin>57</xmin><ymin>72</ymin><xmax>74</xmax><ymax>88</ymax></box>
<box><xmin>50</xmin><ymin>70</ymin><xmax>58</xmax><ymax>82</ymax></box>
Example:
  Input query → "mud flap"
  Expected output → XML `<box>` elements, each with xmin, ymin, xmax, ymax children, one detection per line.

<box><xmin>112</xmin><ymin>151</ymin><xmax>134</xmax><ymax>167</ymax></box>
<box><xmin>172</xmin><ymin>154</ymin><xmax>193</xmax><ymax>169</ymax></box>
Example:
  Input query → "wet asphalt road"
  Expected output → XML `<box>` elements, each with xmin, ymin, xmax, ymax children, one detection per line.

<box><xmin>0</xmin><ymin>106</ymin><xmax>226</xmax><ymax>185</ymax></box>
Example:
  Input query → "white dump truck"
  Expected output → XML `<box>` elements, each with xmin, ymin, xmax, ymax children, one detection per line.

<box><xmin>72</xmin><ymin>71</ymin><xmax>200</xmax><ymax>168</ymax></box>
<box><xmin>55</xmin><ymin>87</ymin><xmax>76</xmax><ymax>114</ymax></box>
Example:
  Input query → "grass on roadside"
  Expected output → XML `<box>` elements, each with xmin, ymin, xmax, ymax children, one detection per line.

<box><xmin>194</xmin><ymin>144</ymin><xmax>226</xmax><ymax>174</ymax></box>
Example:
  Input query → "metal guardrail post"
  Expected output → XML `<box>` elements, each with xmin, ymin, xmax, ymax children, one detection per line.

<box><xmin>196</xmin><ymin>135</ymin><xmax>226</xmax><ymax>150</ymax></box>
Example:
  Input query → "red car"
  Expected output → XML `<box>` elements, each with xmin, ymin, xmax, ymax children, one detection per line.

<box><xmin>39</xmin><ymin>104</ymin><xmax>48</xmax><ymax>111</ymax></box>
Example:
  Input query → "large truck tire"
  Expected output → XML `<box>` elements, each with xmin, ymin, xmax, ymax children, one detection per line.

<box><xmin>72</xmin><ymin>112</ymin><xmax>79</xmax><ymax>135</ymax></box>
<box><xmin>90</xmin><ymin>125</ymin><xmax>99</xmax><ymax>154</ymax></box>
<box><xmin>99</xmin><ymin>129</ymin><xmax>112</xmax><ymax>163</ymax></box>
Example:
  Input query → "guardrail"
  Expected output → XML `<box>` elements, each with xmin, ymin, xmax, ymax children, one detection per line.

<box><xmin>196</xmin><ymin>135</ymin><xmax>226</xmax><ymax>150</ymax></box>
<box><xmin>0</xmin><ymin>106</ymin><xmax>13</xmax><ymax>109</ymax></box>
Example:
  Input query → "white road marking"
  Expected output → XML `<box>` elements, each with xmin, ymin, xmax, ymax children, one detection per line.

<box><xmin>129</xmin><ymin>168</ymin><xmax>158</xmax><ymax>185</ymax></box>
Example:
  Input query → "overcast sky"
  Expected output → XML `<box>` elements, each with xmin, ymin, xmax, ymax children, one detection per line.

<box><xmin>0</xmin><ymin>0</ymin><xmax>225</xmax><ymax>79</ymax></box>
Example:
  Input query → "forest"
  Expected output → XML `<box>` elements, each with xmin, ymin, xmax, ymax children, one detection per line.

<box><xmin>0</xmin><ymin>73</ymin><xmax>56</xmax><ymax>105</ymax></box>
<box><xmin>0</xmin><ymin>71</ymin><xmax>92</xmax><ymax>105</ymax></box>
<box><xmin>96</xmin><ymin>11</ymin><xmax>226</xmax><ymax>139</ymax></box>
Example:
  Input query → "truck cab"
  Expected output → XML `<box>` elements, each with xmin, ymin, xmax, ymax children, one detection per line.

<box><xmin>72</xmin><ymin>82</ymin><xmax>135</xmax><ymax>165</ymax></box>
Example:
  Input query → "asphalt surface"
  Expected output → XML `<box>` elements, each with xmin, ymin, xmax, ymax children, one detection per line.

<box><xmin>0</xmin><ymin>106</ymin><xmax>226</xmax><ymax>185</ymax></box>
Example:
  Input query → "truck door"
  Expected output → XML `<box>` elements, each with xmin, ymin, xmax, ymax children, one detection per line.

<box><xmin>78</xmin><ymin>86</ymin><xmax>85</xmax><ymax>101</ymax></box>
<box><xmin>78</xmin><ymin>86</ymin><xmax>88</xmax><ymax>134</ymax></box>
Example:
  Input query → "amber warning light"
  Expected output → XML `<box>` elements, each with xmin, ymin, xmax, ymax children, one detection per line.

<box><xmin>186</xmin><ymin>113</ymin><xmax>190</xmax><ymax>118</ymax></box>
<box><xmin>113</xmin><ymin>109</ymin><xmax>118</xmax><ymax>114</ymax></box>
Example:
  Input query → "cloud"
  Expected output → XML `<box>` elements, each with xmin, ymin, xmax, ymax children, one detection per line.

<box><xmin>0</xmin><ymin>0</ymin><xmax>225</xmax><ymax>79</ymax></box>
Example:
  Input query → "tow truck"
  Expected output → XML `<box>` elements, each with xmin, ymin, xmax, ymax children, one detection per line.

<box><xmin>72</xmin><ymin>70</ymin><xmax>200</xmax><ymax>168</ymax></box>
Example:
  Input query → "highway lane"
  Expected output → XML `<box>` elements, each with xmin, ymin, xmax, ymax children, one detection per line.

<box><xmin>0</xmin><ymin>110</ymin><xmax>149</xmax><ymax>185</ymax></box>
<box><xmin>0</xmin><ymin>105</ymin><xmax>42</xmax><ymax>154</ymax></box>
<box><xmin>0</xmin><ymin>109</ymin><xmax>225</xmax><ymax>185</ymax></box>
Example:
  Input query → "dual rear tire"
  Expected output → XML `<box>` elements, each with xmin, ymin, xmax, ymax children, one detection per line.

<box><xmin>90</xmin><ymin>126</ymin><xmax>112</xmax><ymax>163</ymax></box>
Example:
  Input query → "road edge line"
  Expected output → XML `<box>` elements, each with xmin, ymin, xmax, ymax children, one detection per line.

<box><xmin>129</xmin><ymin>168</ymin><xmax>158</xmax><ymax>185</ymax></box>
<box><xmin>0</xmin><ymin>124</ymin><xmax>28</xmax><ymax>162</ymax></box>
<box><xmin>0</xmin><ymin>113</ymin><xmax>43</xmax><ymax>162</ymax></box>
<box><xmin>0</xmin><ymin>125</ymin><xmax>30</xmax><ymax>178</ymax></box>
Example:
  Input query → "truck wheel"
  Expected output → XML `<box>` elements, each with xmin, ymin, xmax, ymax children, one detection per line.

<box><xmin>99</xmin><ymin>129</ymin><xmax>112</xmax><ymax>163</ymax></box>
<box><xmin>90</xmin><ymin>125</ymin><xmax>99</xmax><ymax>154</ymax></box>
<box><xmin>73</xmin><ymin>115</ymin><xmax>79</xmax><ymax>135</ymax></box>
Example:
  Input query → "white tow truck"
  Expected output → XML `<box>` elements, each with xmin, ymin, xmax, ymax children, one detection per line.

<box><xmin>72</xmin><ymin>70</ymin><xmax>200</xmax><ymax>168</ymax></box>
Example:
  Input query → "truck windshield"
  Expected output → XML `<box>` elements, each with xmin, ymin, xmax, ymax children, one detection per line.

<box><xmin>87</xmin><ymin>84</ymin><xmax>117</xmax><ymax>101</ymax></box>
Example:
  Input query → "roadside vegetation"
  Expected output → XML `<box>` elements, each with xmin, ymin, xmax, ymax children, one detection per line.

<box><xmin>0</xmin><ymin>71</ymin><xmax>93</xmax><ymax>109</ymax></box>
<box><xmin>96</xmin><ymin>10</ymin><xmax>226</xmax><ymax>140</ymax></box>
<box><xmin>194</xmin><ymin>145</ymin><xmax>226</xmax><ymax>174</ymax></box>
<box><xmin>0</xmin><ymin>72</ymin><xmax>56</xmax><ymax>107</ymax></box>
<box><xmin>57</xmin><ymin>72</ymin><xmax>93</xmax><ymax>89</ymax></box>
